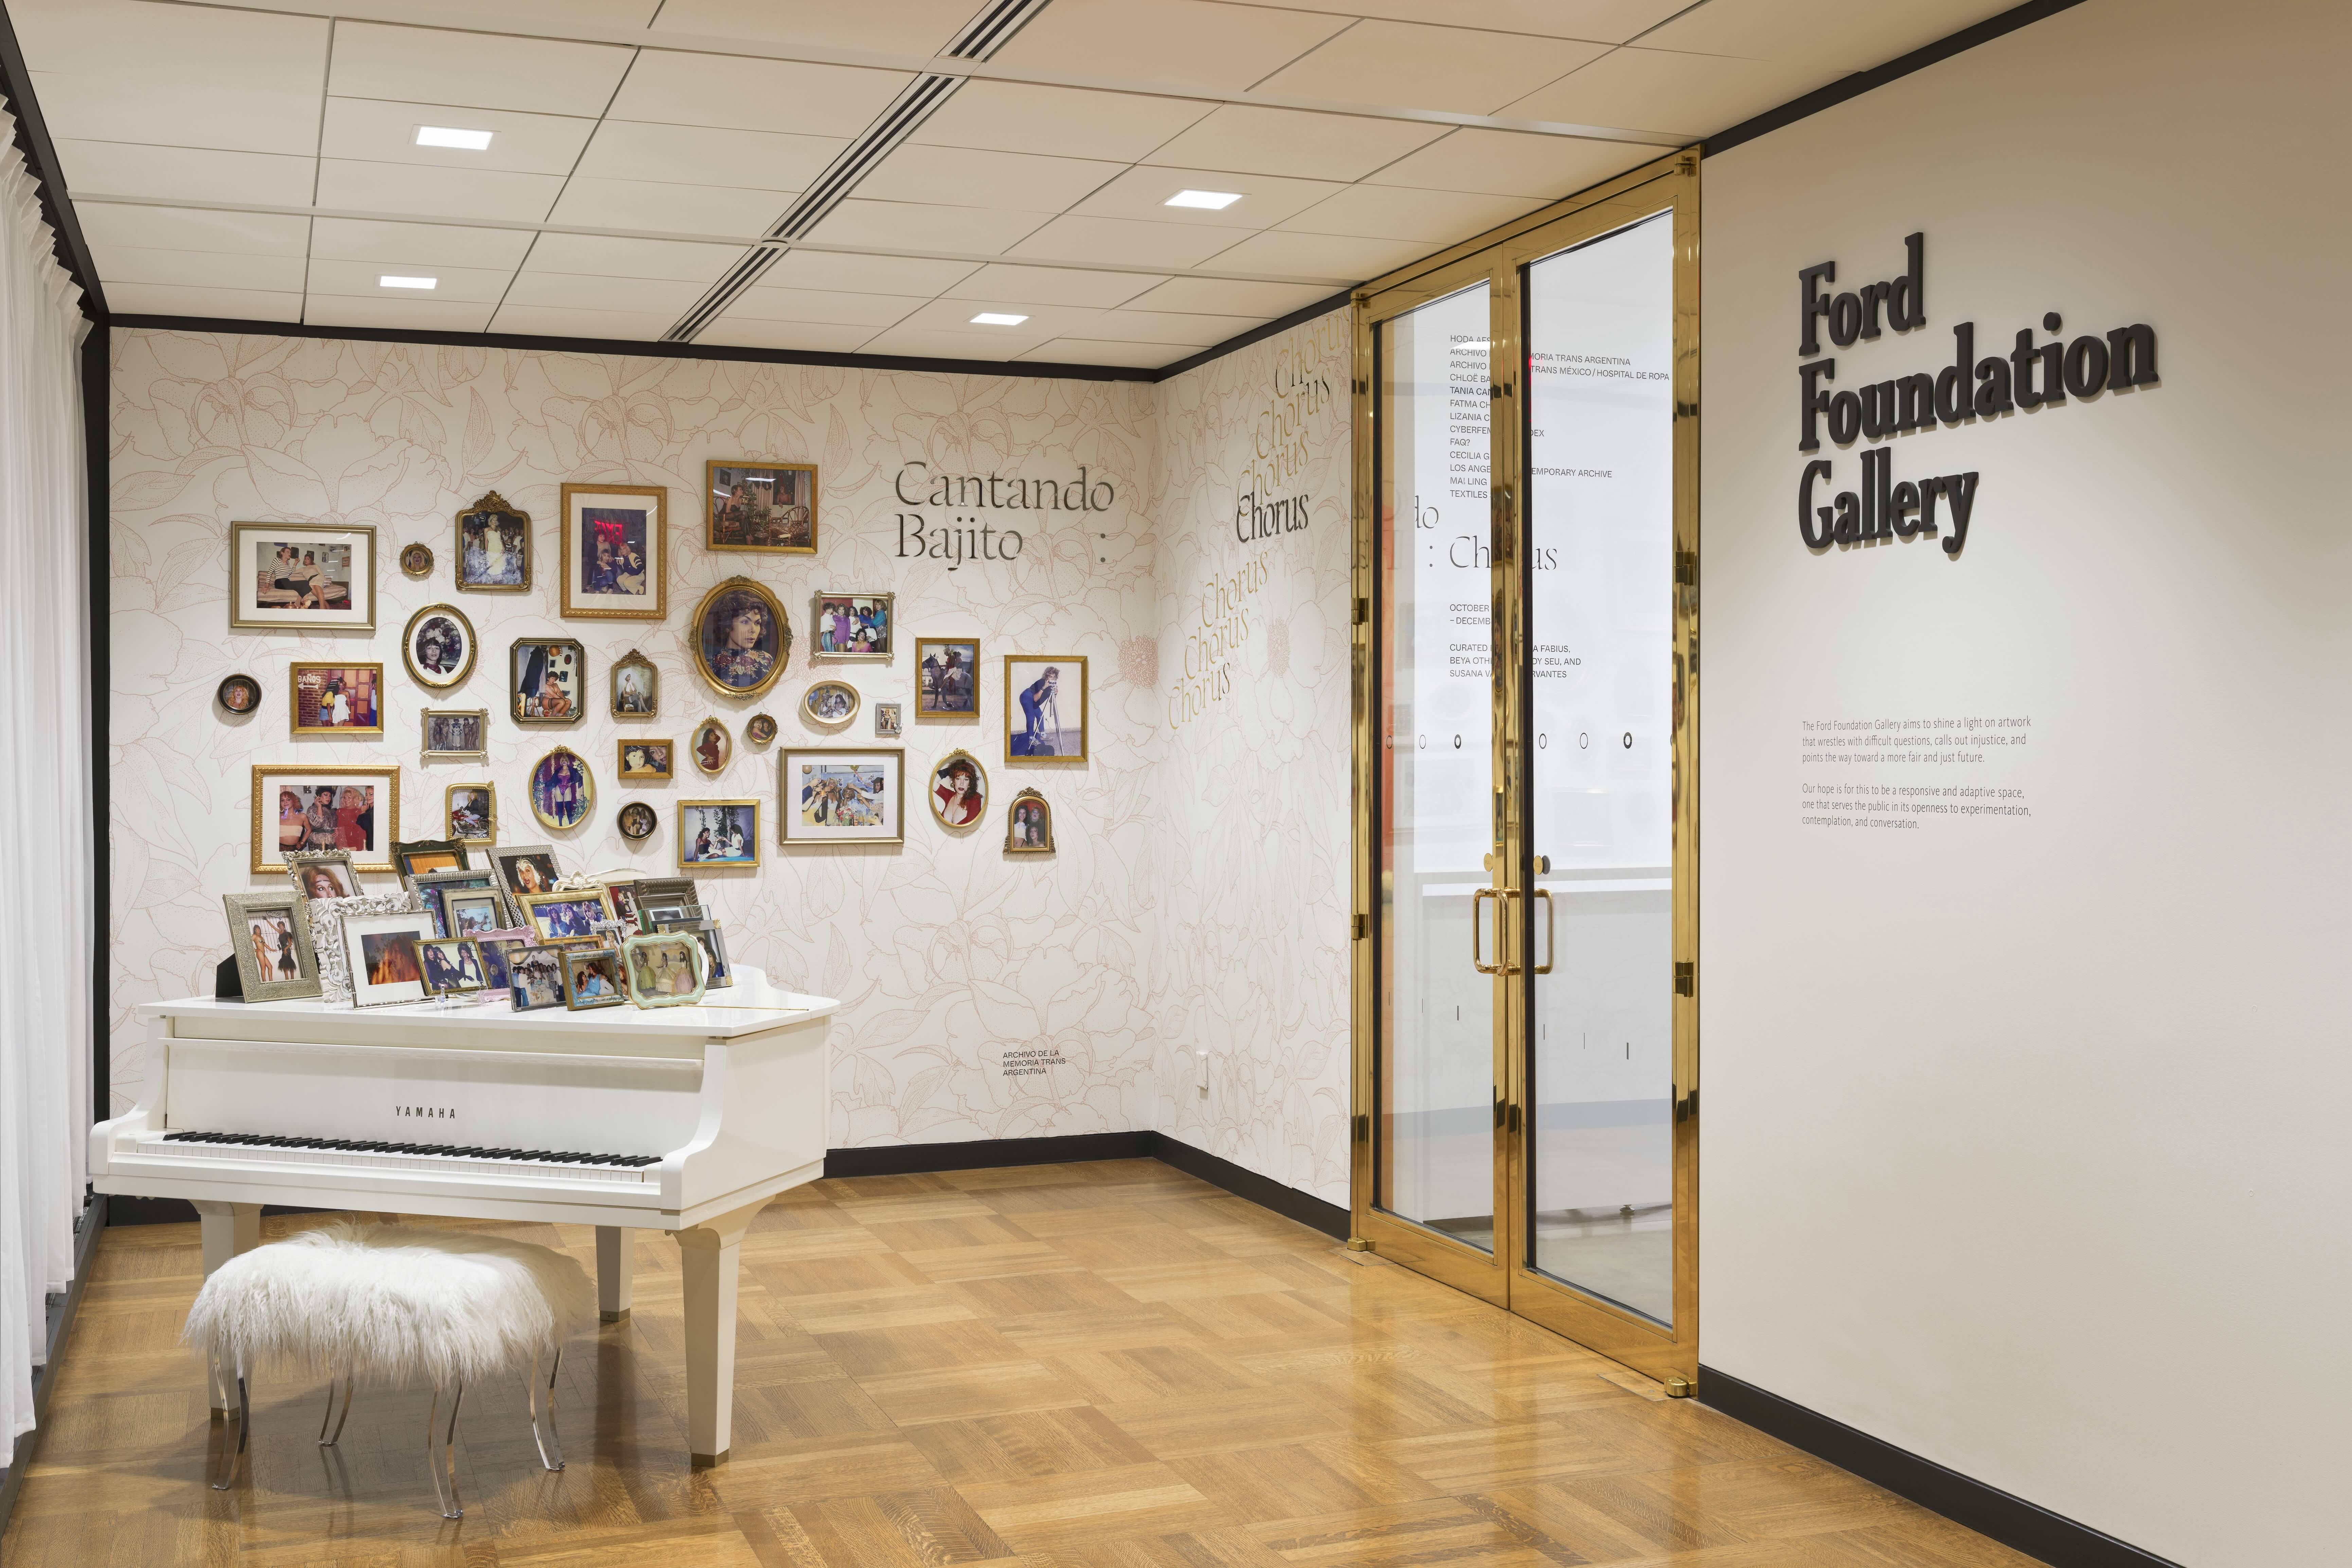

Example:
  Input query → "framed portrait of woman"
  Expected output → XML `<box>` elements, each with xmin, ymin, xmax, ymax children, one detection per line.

<box><xmin>529</xmin><ymin>746</ymin><xmax>595</xmax><ymax>831</ymax></box>
<box><xmin>445</xmin><ymin>782</ymin><xmax>496</xmax><ymax>843</ymax></box>
<box><xmin>512</xmin><ymin>638</ymin><xmax>586</xmax><ymax>724</ymax></box>
<box><xmin>455</xmin><ymin>491</ymin><xmax>530</xmax><ymax>592</ymax></box>
<box><xmin>488</xmin><ymin>843</ymin><xmax>562</xmax><ymax>905</ymax></box>
<box><xmin>1003</xmin><ymin>655</ymin><xmax>1087</xmax><ymax>761</ymax></box>
<box><xmin>929</xmin><ymin>750</ymin><xmax>987</xmax><ymax>830</ymax></box>
<box><xmin>559</xmin><ymin>483</ymin><xmax>666</xmax><ymax>620</ymax></box>
<box><xmin>286</xmin><ymin>849</ymin><xmax>361</xmax><ymax>902</ymax></box>
<box><xmin>229</xmin><ymin>520</ymin><xmax>376</xmax><ymax>631</ymax></box>
<box><xmin>611</xmin><ymin>649</ymin><xmax>658</xmax><ymax>717</ymax></box>
<box><xmin>690</xmin><ymin>577</ymin><xmax>790</xmax><ymax>698</ymax></box>
<box><xmin>403</xmin><ymin>603</ymin><xmax>477</xmax><ymax>689</ymax></box>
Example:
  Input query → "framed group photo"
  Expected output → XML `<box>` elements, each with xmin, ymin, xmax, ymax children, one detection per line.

<box><xmin>289</xmin><ymin>663</ymin><xmax>382</xmax><ymax>736</ymax></box>
<box><xmin>781</xmin><ymin>747</ymin><xmax>903</xmax><ymax>845</ymax></box>
<box><xmin>456</xmin><ymin>492</ymin><xmax>530</xmax><ymax>591</ymax></box>
<box><xmin>812</xmin><ymin>591</ymin><xmax>891</xmax><ymax>658</ymax></box>
<box><xmin>802</xmin><ymin>680</ymin><xmax>857</xmax><ymax>728</ymax></box>
<box><xmin>513</xmin><ymin>638</ymin><xmax>585</xmax><ymax>723</ymax></box>
<box><xmin>691</xmin><ymin>577</ymin><xmax>789</xmax><ymax>698</ymax></box>
<box><xmin>412</xmin><ymin>869</ymin><xmax>505</xmax><ymax>937</ymax></box>
<box><xmin>1005</xmin><ymin>654</ymin><xmax>1087</xmax><ymax>760</ymax></box>
<box><xmin>1005</xmin><ymin>788</ymin><xmax>1054</xmax><ymax>853</ymax></box>
<box><xmin>678</xmin><ymin>799</ymin><xmax>760</xmax><ymax>869</ymax></box>
<box><xmin>229</xmin><ymin>521</ymin><xmax>375</xmax><ymax>630</ymax></box>
<box><xmin>253</xmin><ymin>765</ymin><xmax>398</xmax><ymax>874</ymax></box>
<box><xmin>522</xmin><ymin>887</ymin><xmax>615</xmax><ymax>942</ymax></box>
<box><xmin>559</xmin><ymin>483</ymin><xmax>666</xmax><ymax>620</ymax></box>
<box><xmin>222</xmin><ymin>891</ymin><xmax>320</xmax><ymax>1002</ymax></box>
<box><xmin>403</xmin><ymin>604</ymin><xmax>477</xmax><ymax>689</ymax></box>
<box><xmin>915</xmin><ymin>638</ymin><xmax>978</xmax><ymax>719</ymax></box>
<box><xmin>708</xmin><ymin>460</ymin><xmax>815</xmax><ymax>553</ymax></box>
<box><xmin>421</xmin><ymin>708</ymin><xmax>487</xmax><ymax>761</ymax></box>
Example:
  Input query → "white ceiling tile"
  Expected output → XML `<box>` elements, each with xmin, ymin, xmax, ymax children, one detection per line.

<box><xmin>30</xmin><ymin>71</ymin><xmax>322</xmax><ymax>158</ymax></box>
<box><xmin>942</xmin><ymin>265</ymin><xmax>1166</xmax><ymax>309</ymax></box>
<box><xmin>857</xmin><ymin>145</ymin><xmax>1127</xmax><ymax>213</ymax></box>
<box><xmin>329</xmin><ymin>22</ymin><xmax>634</xmax><ymax>118</ymax></box>
<box><xmin>1143</xmin><ymin>106</ymin><xmax>1449</xmax><ymax>182</ymax></box>
<box><xmin>859</xmin><ymin>325</ymin><xmax>1060</xmax><ymax>362</ymax></box>
<box><xmin>524</xmin><ymin>234</ymin><xmax>748</xmax><ymax>283</ymax></box>
<box><xmin>1498</xmin><ymin>47</ymin><xmax>1844</xmax><ymax>137</ymax></box>
<box><xmin>653</xmin><ymin>0</ymin><xmax>984</xmax><ymax>53</ymax></box>
<box><xmin>1366</xmin><ymin>128</ymin><xmax>1657</xmax><ymax>199</ymax></box>
<box><xmin>310</xmin><ymin>219</ymin><xmax>536</xmax><ymax>270</ymax></box>
<box><xmin>911</xmin><ymin>81</ymin><xmax>1215</xmax><ymax>163</ymax></box>
<box><xmin>761</xmin><ymin>250</ymin><xmax>979</xmax><ymax>295</ymax></box>
<box><xmin>894</xmin><ymin>298</ymin><xmax>1100</xmax><ymax>338</ymax></box>
<box><xmin>1070</xmin><ymin>165</ymin><xmax>1343</xmax><ymax>229</ymax></box>
<box><xmin>315</xmin><ymin>160</ymin><xmax>566</xmax><ymax>223</ymax></box>
<box><xmin>1082</xmin><ymin>309</ymin><xmax>1252</xmax><ymax>346</ymax></box>
<box><xmin>546</xmin><ymin>178</ymin><xmax>781</xmax><ymax>237</ymax></box>
<box><xmin>305</xmin><ymin>258</ymin><xmax>514</xmax><ymax>305</ymax></box>
<box><xmin>320</xmin><ymin>98</ymin><xmax>594</xmax><ymax>177</ymax></box>
<box><xmin>105</xmin><ymin>281</ymin><xmax>303</xmax><ymax>321</ymax></box>
<box><xmin>74</xmin><ymin>204</ymin><xmax>310</xmax><ymax>257</ymax></box>
<box><xmin>1014</xmin><ymin>338</ymin><xmax>1186</xmax><ymax>369</ymax></box>
<box><xmin>90</xmin><ymin>245</ymin><xmax>308</xmax><ymax>293</ymax></box>
<box><xmin>1279</xmin><ymin>185</ymin><xmax>1544</xmax><ymax>243</ymax></box>
<box><xmin>487</xmin><ymin>303</ymin><xmax>679</xmax><ymax>341</ymax></box>
<box><xmin>695</xmin><ymin>317</ymin><xmax>887</xmax><ymax>354</ymax></box>
<box><xmin>1642</xmin><ymin>0</ymin><xmax>2020</xmax><ymax>72</ymax></box>
<box><xmin>724</xmin><ymin>287</ymin><xmax>924</xmax><ymax>328</ymax></box>
<box><xmin>57</xmin><ymin>142</ymin><xmax>313</xmax><ymax>206</ymax></box>
<box><xmin>605</xmin><ymin>52</ymin><xmax>913</xmax><ymax>137</ymax></box>
<box><xmin>11</xmin><ymin>0</ymin><xmax>326</xmax><ymax>78</ymax></box>
<box><xmin>1004</xmin><ymin>215</ymin><xmax>1246</xmax><ymax>271</ymax></box>
<box><xmin>576</xmin><ymin>121</ymin><xmax>845</xmax><ymax>193</ymax></box>
<box><xmin>301</xmin><ymin>294</ymin><xmax>499</xmax><ymax>333</ymax></box>
<box><xmin>1213</xmin><ymin>0</ymin><xmax>1686</xmax><ymax>44</ymax></box>
<box><xmin>1119</xmin><ymin>277</ymin><xmax>1340</xmax><ymax>316</ymax></box>
<box><xmin>1196</xmin><ymin>229</ymin><xmax>1428</xmax><ymax>279</ymax></box>
<box><xmin>1256</xmin><ymin>21</ymin><xmax>1607</xmax><ymax>115</ymax></box>
<box><xmin>806</xmin><ymin>200</ymin><xmax>1055</xmax><ymax>257</ymax></box>
<box><xmin>997</xmin><ymin>0</ymin><xmax>1350</xmax><ymax>94</ymax></box>
<box><xmin>504</xmin><ymin>272</ymin><xmax>707</xmax><ymax>315</ymax></box>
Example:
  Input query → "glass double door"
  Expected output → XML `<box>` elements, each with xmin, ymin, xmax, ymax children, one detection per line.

<box><xmin>1354</xmin><ymin>159</ymin><xmax>1697</xmax><ymax>1385</ymax></box>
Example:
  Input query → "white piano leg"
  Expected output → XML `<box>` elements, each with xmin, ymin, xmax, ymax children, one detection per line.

<box><xmin>193</xmin><ymin>1201</ymin><xmax>262</xmax><ymax>1414</ymax></box>
<box><xmin>673</xmin><ymin>1200</ymin><xmax>765</xmax><ymax>1466</ymax></box>
<box><xmin>595</xmin><ymin>1226</ymin><xmax>634</xmax><ymax>1323</ymax></box>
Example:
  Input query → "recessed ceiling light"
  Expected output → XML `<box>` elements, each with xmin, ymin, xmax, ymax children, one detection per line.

<box><xmin>1165</xmin><ymin>189</ymin><xmax>1243</xmax><ymax>210</ymax></box>
<box><xmin>379</xmin><ymin>275</ymin><xmax>438</xmax><ymax>290</ymax></box>
<box><xmin>415</xmin><ymin>126</ymin><xmax>494</xmax><ymax>150</ymax></box>
<box><xmin>970</xmin><ymin>312</ymin><xmax>1029</xmax><ymax>326</ymax></box>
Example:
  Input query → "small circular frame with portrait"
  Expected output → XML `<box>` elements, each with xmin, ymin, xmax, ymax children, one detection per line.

<box><xmin>403</xmin><ymin>603</ymin><xmax>478</xmax><ymax>689</ymax></box>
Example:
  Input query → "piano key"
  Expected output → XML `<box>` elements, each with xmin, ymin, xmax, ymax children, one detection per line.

<box><xmin>146</xmin><ymin>1131</ymin><xmax>659</xmax><ymax>1184</ymax></box>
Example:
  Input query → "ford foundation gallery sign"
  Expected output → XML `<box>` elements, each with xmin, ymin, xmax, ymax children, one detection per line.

<box><xmin>1794</xmin><ymin>233</ymin><xmax>2158</xmax><ymax>558</ymax></box>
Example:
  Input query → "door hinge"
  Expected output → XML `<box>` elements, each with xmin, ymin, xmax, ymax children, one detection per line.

<box><xmin>1674</xmin><ymin>551</ymin><xmax>1696</xmax><ymax>587</ymax></box>
<box><xmin>1353</xmin><ymin>1112</ymin><xmax>1369</xmax><ymax>1143</ymax></box>
<box><xmin>1352</xmin><ymin>913</ymin><xmax>1369</xmax><ymax>941</ymax></box>
<box><xmin>1354</xmin><ymin>596</ymin><xmax>1370</xmax><ymax>625</ymax></box>
<box><xmin>1674</xmin><ymin>961</ymin><xmax>1695</xmax><ymax>996</ymax></box>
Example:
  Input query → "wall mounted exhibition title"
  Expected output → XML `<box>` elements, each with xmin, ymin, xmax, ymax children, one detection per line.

<box><xmin>893</xmin><ymin>462</ymin><xmax>1115</xmax><ymax>570</ymax></box>
<box><xmin>1794</xmin><ymin>233</ymin><xmax>2157</xmax><ymax>558</ymax></box>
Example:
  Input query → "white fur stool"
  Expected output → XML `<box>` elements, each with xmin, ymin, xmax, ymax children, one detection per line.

<box><xmin>184</xmin><ymin>1219</ymin><xmax>595</xmax><ymax>1517</ymax></box>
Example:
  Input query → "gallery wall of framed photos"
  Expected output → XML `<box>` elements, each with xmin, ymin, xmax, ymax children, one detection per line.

<box><xmin>105</xmin><ymin>314</ymin><xmax>1354</xmax><ymax>1208</ymax></box>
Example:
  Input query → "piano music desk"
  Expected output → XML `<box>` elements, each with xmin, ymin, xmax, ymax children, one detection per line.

<box><xmin>91</xmin><ymin>968</ymin><xmax>837</xmax><ymax>1465</ymax></box>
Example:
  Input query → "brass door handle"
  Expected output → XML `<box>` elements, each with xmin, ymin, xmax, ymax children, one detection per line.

<box><xmin>1532</xmin><ymin>888</ymin><xmax>1554</xmax><ymax>974</ymax></box>
<box><xmin>1471</xmin><ymin>888</ymin><xmax>1500</xmax><ymax>974</ymax></box>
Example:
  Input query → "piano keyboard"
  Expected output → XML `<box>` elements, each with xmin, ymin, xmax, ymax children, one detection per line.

<box><xmin>149</xmin><ymin>1131</ymin><xmax>662</xmax><ymax>1184</ymax></box>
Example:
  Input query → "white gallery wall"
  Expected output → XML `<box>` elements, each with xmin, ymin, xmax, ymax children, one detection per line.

<box><xmin>1698</xmin><ymin>0</ymin><xmax>2350</xmax><ymax>1561</ymax></box>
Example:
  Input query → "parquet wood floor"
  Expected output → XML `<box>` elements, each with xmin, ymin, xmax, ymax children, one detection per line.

<box><xmin>0</xmin><ymin>1161</ymin><xmax>2034</xmax><ymax>1567</ymax></box>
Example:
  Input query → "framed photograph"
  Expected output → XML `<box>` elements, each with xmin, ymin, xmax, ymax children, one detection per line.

<box><xmin>874</xmin><ymin>702</ymin><xmax>902</xmax><ymax>738</ymax></box>
<box><xmin>605</xmin><ymin>881</ymin><xmax>644</xmax><ymax>933</ymax></box>
<box><xmin>679</xmin><ymin>799</ymin><xmax>760</xmax><ymax>869</ymax></box>
<box><xmin>474</xmin><ymin>930</ymin><xmax>531</xmax><ymax>994</ymax></box>
<box><xmin>650</xmin><ymin>915</ymin><xmax>731</xmax><ymax>988</ymax></box>
<box><xmin>507</xmin><ymin>944</ymin><xmax>569</xmax><ymax>1011</ymax></box>
<box><xmin>633</xmin><ymin>876</ymin><xmax>697</xmax><ymax>912</ymax></box>
<box><xmin>229</xmin><ymin>520</ymin><xmax>375</xmax><ymax>631</ymax></box>
<box><xmin>618</xmin><ymin>800</ymin><xmax>657</xmax><ymax>841</ymax></box>
<box><xmin>691</xmin><ymin>717</ymin><xmax>731</xmax><ymax>775</ymax></box>
<box><xmin>801</xmin><ymin>680</ymin><xmax>858</xmax><ymax>728</ymax></box>
<box><xmin>412</xmin><ymin>868</ymin><xmax>505</xmax><ymax>936</ymax></box>
<box><xmin>252</xmin><ymin>766</ymin><xmax>398</xmax><ymax>874</ymax></box>
<box><xmin>286</xmin><ymin>850</ymin><xmax>360</xmax><ymax>902</ymax></box>
<box><xmin>403</xmin><ymin>603</ymin><xmax>477</xmax><ymax>689</ymax></box>
<box><xmin>707</xmin><ymin>460</ymin><xmax>815</xmax><ymax>553</ymax></box>
<box><xmin>420</xmin><ymin>708</ymin><xmax>487</xmax><ymax>762</ymax></box>
<box><xmin>781</xmin><ymin>747</ymin><xmax>903</xmax><ymax>845</ymax></box>
<box><xmin>488</xmin><ymin>844</ymin><xmax>562</xmax><ymax>904</ymax></box>
<box><xmin>289</xmin><ymin>663</ymin><xmax>383</xmax><ymax>737</ymax></box>
<box><xmin>618</xmin><ymin>738</ymin><xmax>673</xmax><ymax>781</ymax></box>
<box><xmin>915</xmin><ymin>638</ymin><xmax>978</xmax><ymax>719</ymax></box>
<box><xmin>343</xmin><ymin>909</ymin><xmax>433</xmax><ymax>1008</ymax></box>
<box><xmin>521</xmin><ymin>888</ymin><xmax>616</xmax><ymax>942</ymax></box>
<box><xmin>1005</xmin><ymin>655</ymin><xmax>1087</xmax><ymax>761</ymax></box>
<box><xmin>1005</xmin><ymin>788</ymin><xmax>1054</xmax><ymax>853</ymax></box>
<box><xmin>560</xmin><ymin>482</ymin><xmax>666</xmax><ymax>621</ymax></box>
<box><xmin>561</xmin><ymin>947</ymin><xmax>628</xmax><ymax>1010</ymax></box>
<box><xmin>418</xmin><ymin>938</ymin><xmax>487</xmax><ymax>995</ymax></box>
<box><xmin>811</xmin><ymin>591</ymin><xmax>892</xmax><ymax>659</ymax></box>
<box><xmin>745</xmin><ymin>713</ymin><xmax>777</xmax><ymax>745</ymax></box>
<box><xmin>930</xmin><ymin>750</ymin><xmax>987</xmax><ymax>829</ymax></box>
<box><xmin>611</xmin><ymin>650</ymin><xmax>658</xmax><ymax>717</ymax></box>
<box><xmin>446</xmin><ymin>782</ymin><xmax>495</xmax><ymax>843</ymax></box>
<box><xmin>393</xmin><ymin>838</ymin><xmax>468</xmax><ymax>880</ymax></box>
<box><xmin>513</xmin><ymin>638</ymin><xmax>585</xmax><ymax>724</ymax></box>
<box><xmin>223</xmin><ymin>891</ymin><xmax>319</xmax><ymax>1002</ymax></box>
<box><xmin>442</xmin><ymin>890</ymin><xmax>506</xmax><ymax>939</ymax></box>
<box><xmin>399</xmin><ymin>541</ymin><xmax>434</xmax><ymax>578</ymax></box>
<box><xmin>456</xmin><ymin>491</ymin><xmax>530</xmax><ymax>592</ymax></box>
<box><xmin>530</xmin><ymin>747</ymin><xmax>595</xmax><ymax>831</ymax></box>
<box><xmin>217</xmin><ymin>674</ymin><xmax>261</xmax><ymax>714</ymax></box>
<box><xmin>624</xmin><ymin>933</ymin><xmax>706</xmax><ymax>1007</ymax></box>
<box><xmin>690</xmin><ymin>577</ymin><xmax>789</xmax><ymax>698</ymax></box>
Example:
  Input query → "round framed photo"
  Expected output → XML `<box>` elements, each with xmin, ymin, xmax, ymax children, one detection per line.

<box><xmin>529</xmin><ymin>746</ymin><xmax>595</xmax><ymax>831</ymax></box>
<box><xmin>801</xmin><ymin>681</ymin><xmax>858</xmax><ymax>729</ymax></box>
<box><xmin>217</xmin><ymin>673</ymin><xmax>261</xmax><ymax>714</ymax></box>
<box><xmin>929</xmin><ymin>750</ymin><xmax>987</xmax><ymax>829</ymax></box>
<box><xmin>617</xmin><ymin>800</ymin><xmax>657</xmax><ymax>841</ymax></box>
<box><xmin>689</xmin><ymin>576</ymin><xmax>790</xmax><ymax>698</ymax></box>
<box><xmin>745</xmin><ymin>712</ymin><xmax>778</xmax><ymax>745</ymax></box>
<box><xmin>691</xmin><ymin>717</ymin><xmax>732</xmax><ymax>774</ymax></box>
<box><xmin>403</xmin><ymin>603</ymin><xmax>477</xmax><ymax>689</ymax></box>
<box><xmin>399</xmin><ymin>541</ymin><xmax>434</xmax><ymax>578</ymax></box>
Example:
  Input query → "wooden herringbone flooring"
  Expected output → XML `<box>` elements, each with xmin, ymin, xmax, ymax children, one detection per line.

<box><xmin>0</xmin><ymin>1160</ymin><xmax>2032</xmax><ymax>1566</ymax></box>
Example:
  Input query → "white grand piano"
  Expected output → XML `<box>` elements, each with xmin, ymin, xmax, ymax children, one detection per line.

<box><xmin>89</xmin><ymin>968</ymin><xmax>835</xmax><ymax>1464</ymax></box>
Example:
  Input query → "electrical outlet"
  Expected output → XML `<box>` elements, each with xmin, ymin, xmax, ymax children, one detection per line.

<box><xmin>1195</xmin><ymin>1050</ymin><xmax>1209</xmax><ymax>1094</ymax></box>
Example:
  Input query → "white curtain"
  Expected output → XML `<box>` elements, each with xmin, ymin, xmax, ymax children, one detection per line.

<box><xmin>0</xmin><ymin>106</ymin><xmax>91</xmax><ymax>1447</ymax></box>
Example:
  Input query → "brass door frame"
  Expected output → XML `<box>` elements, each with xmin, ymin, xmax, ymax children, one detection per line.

<box><xmin>1350</xmin><ymin>149</ymin><xmax>1700</xmax><ymax>1383</ymax></box>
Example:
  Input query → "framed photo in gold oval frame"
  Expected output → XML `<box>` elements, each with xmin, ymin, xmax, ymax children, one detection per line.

<box><xmin>529</xmin><ymin>746</ymin><xmax>594</xmax><ymax>831</ymax></box>
<box><xmin>403</xmin><ymin>603</ymin><xmax>477</xmax><ymax>690</ymax></box>
<box><xmin>928</xmin><ymin>750</ymin><xmax>987</xmax><ymax>830</ymax></box>
<box><xmin>689</xmin><ymin>576</ymin><xmax>790</xmax><ymax>698</ymax></box>
<box><xmin>690</xmin><ymin>717</ymin><xmax>731</xmax><ymax>774</ymax></box>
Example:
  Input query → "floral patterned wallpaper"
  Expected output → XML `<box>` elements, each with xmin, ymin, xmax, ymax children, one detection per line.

<box><xmin>107</xmin><ymin>318</ymin><xmax>1351</xmax><ymax>1204</ymax></box>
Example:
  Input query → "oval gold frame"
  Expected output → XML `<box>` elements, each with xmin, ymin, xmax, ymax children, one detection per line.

<box><xmin>800</xmin><ymin>680</ymin><xmax>859</xmax><ymax>730</ymax></box>
<box><xmin>745</xmin><ymin>712</ymin><xmax>778</xmax><ymax>745</ymax></box>
<box><xmin>402</xmin><ymin>602</ymin><xmax>478</xmax><ymax>689</ymax></box>
<box><xmin>528</xmin><ymin>746</ymin><xmax>595</xmax><ymax>831</ymax></box>
<box><xmin>691</xmin><ymin>717</ymin><xmax>733</xmax><ymax>775</ymax></box>
<box><xmin>689</xmin><ymin>575</ymin><xmax>792</xmax><ymax>698</ymax></box>
<box><xmin>928</xmin><ymin>748</ymin><xmax>988</xmax><ymax>830</ymax></box>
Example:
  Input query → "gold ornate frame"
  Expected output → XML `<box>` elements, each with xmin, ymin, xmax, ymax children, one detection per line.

<box><xmin>559</xmin><ymin>482</ymin><xmax>668</xmax><ymax>620</ymax></box>
<box><xmin>689</xmin><ymin>576</ymin><xmax>791</xmax><ymax>698</ymax></box>
<box><xmin>677</xmin><ymin>797</ymin><xmax>763</xmax><ymax>871</ymax></box>
<box><xmin>706</xmin><ymin>459</ymin><xmax>818</xmax><ymax>555</ymax></box>
<box><xmin>455</xmin><ymin>490</ymin><xmax>531</xmax><ymax>592</ymax></box>
<box><xmin>403</xmin><ymin>602</ymin><xmax>478</xmax><ymax>689</ymax></box>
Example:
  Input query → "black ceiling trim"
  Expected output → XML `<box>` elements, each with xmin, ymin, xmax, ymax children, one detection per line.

<box><xmin>1701</xmin><ymin>0</ymin><xmax>2092</xmax><ymax>160</ymax></box>
<box><xmin>1152</xmin><ymin>289</ymin><xmax>1354</xmax><ymax>383</ymax></box>
<box><xmin>0</xmin><ymin>0</ymin><xmax>105</xmax><ymax>318</ymax></box>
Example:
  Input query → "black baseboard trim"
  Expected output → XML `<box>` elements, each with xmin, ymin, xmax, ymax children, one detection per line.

<box><xmin>1698</xmin><ymin>1366</ymin><xmax>2180</xmax><ymax>1568</ymax></box>
<box><xmin>1146</xmin><ymin>1135</ymin><xmax>1349</xmax><ymax>1240</ymax></box>
<box><xmin>105</xmin><ymin>1196</ymin><xmax>327</xmax><ymax>1226</ymax></box>
<box><xmin>0</xmin><ymin>1195</ymin><xmax>107</xmax><ymax>1535</ymax></box>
